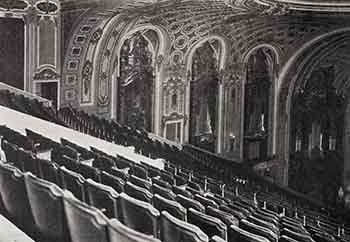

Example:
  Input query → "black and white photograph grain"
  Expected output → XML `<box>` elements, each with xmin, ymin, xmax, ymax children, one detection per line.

<box><xmin>0</xmin><ymin>0</ymin><xmax>349</xmax><ymax>241</ymax></box>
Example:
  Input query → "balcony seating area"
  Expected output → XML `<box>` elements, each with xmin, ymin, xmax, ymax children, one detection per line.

<box><xmin>0</xmin><ymin>123</ymin><xmax>349</xmax><ymax>242</ymax></box>
<box><xmin>0</xmin><ymin>89</ymin><xmax>64</xmax><ymax>126</ymax></box>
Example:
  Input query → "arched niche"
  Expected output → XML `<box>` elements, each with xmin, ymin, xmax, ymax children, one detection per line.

<box><xmin>185</xmin><ymin>36</ymin><xmax>227</xmax><ymax>153</ymax></box>
<box><xmin>111</xmin><ymin>27</ymin><xmax>165</xmax><ymax>133</ymax></box>
<box><xmin>242</xmin><ymin>46</ymin><xmax>278</xmax><ymax>161</ymax></box>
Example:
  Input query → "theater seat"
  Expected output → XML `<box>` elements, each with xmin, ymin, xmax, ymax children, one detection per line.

<box><xmin>228</xmin><ymin>225</ymin><xmax>270</xmax><ymax>242</ymax></box>
<box><xmin>152</xmin><ymin>177</ymin><xmax>172</xmax><ymax>190</ymax></box>
<box><xmin>161</xmin><ymin>172</ymin><xmax>175</xmax><ymax>185</ymax></box>
<box><xmin>130</xmin><ymin>175</ymin><xmax>152</xmax><ymax>191</ymax></box>
<box><xmin>160</xmin><ymin>211</ymin><xmax>209</xmax><ymax>242</ymax></box>
<box><xmin>281</xmin><ymin>228</ymin><xmax>315</xmax><ymax>242</ymax></box>
<box><xmin>117</xmin><ymin>192</ymin><xmax>160</xmax><ymax>236</ymax></box>
<box><xmin>131</xmin><ymin>164</ymin><xmax>148</xmax><ymax>180</ymax></box>
<box><xmin>211</xmin><ymin>235</ymin><xmax>226</xmax><ymax>242</ymax></box>
<box><xmin>25</xmin><ymin>173</ymin><xmax>69</xmax><ymax>242</ymax></box>
<box><xmin>63</xmin><ymin>190</ymin><xmax>109</xmax><ymax>242</ymax></box>
<box><xmin>206</xmin><ymin>206</ymin><xmax>239</xmax><ymax>227</ymax></box>
<box><xmin>57</xmin><ymin>154</ymin><xmax>79</xmax><ymax>172</ymax></box>
<box><xmin>195</xmin><ymin>194</ymin><xmax>219</xmax><ymax>209</ymax></box>
<box><xmin>280</xmin><ymin>235</ymin><xmax>300</xmax><ymax>242</ymax></box>
<box><xmin>205</xmin><ymin>194</ymin><xmax>228</xmax><ymax>206</ymax></box>
<box><xmin>228</xmin><ymin>203</ymin><xmax>251</xmax><ymax>217</ymax></box>
<box><xmin>60</xmin><ymin>166</ymin><xmax>86</xmax><ymax>202</ymax></box>
<box><xmin>37</xmin><ymin>159</ymin><xmax>60</xmax><ymax>185</ymax></box>
<box><xmin>110</xmin><ymin>166</ymin><xmax>130</xmax><ymax>181</ymax></box>
<box><xmin>247</xmin><ymin>215</ymin><xmax>279</xmax><ymax>235</ymax></box>
<box><xmin>154</xmin><ymin>194</ymin><xmax>187</xmax><ymax>221</ymax></box>
<box><xmin>93</xmin><ymin>156</ymin><xmax>115</xmax><ymax>172</ymax></box>
<box><xmin>153</xmin><ymin>183</ymin><xmax>176</xmax><ymax>201</ymax></box>
<box><xmin>0</xmin><ymin>162</ymin><xmax>34</xmax><ymax>228</ymax></box>
<box><xmin>101</xmin><ymin>171</ymin><xmax>125</xmax><ymax>193</ymax></box>
<box><xmin>108</xmin><ymin>218</ymin><xmax>162</xmax><ymax>242</ymax></box>
<box><xmin>252</xmin><ymin>211</ymin><xmax>278</xmax><ymax>227</ymax></box>
<box><xmin>173</xmin><ymin>185</ymin><xmax>193</xmax><ymax>199</ymax></box>
<box><xmin>86</xmin><ymin>178</ymin><xmax>119</xmax><ymax>218</ymax></box>
<box><xmin>176</xmin><ymin>194</ymin><xmax>205</xmax><ymax>213</ymax></box>
<box><xmin>187</xmin><ymin>208</ymin><xmax>227</xmax><ymax>240</ymax></box>
<box><xmin>19</xmin><ymin>149</ymin><xmax>39</xmax><ymax>176</ymax></box>
<box><xmin>125</xmin><ymin>181</ymin><xmax>153</xmax><ymax>203</ymax></box>
<box><xmin>220</xmin><ymin>205</ymin><xmax>246</xmax><ymax>220</ymax></box>
<box><xmin>239</xmin><ymin>219</ymin><xmax>278</xmax><ymax>242</ymax></box>
<box><xmin>79</xmin><ymin>163</ymin><xmax>101</xmax><ymax>182</ymax></box>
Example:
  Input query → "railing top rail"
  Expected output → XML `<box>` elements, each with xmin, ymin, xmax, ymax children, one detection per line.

<box><xmin>0</xmin><ymin>82</ymin><xmax>52</xmax><ymax>107</ymax></box>
<box><xmin>148</xmin><ymin>132</ymin><xmax>182</xmax><ymax>150</ymax></box>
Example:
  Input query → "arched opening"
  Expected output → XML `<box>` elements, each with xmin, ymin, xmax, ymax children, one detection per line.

<box><xmin>243</xmin><ymin>48</ymin><xmax>276</xmax><ymax>161</ymax></box>
<box><xmin>117</xmin><ymin>31</ymin><xmax>157</xmax><ymax>132</ymax></box>
<box><xmin>288</xmin><ymin>44</ymin><xmax>350</xmax><ymax>205</ymax></box>
<box><xmin>189</xmin><ymin>40</ymin><xmax>221</xmax><ymax>152</ymax></box>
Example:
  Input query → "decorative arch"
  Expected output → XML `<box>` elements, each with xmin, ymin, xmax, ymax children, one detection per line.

<box><xmin>183</xmin><ymin>35</ymin><xmax>228</xmax><ymax>152</ymax></box>
<box><xmin>108</xmin><ymin>24</ymin><xmax>168</xmax><ymax>133</ymax></box>
<box><xmin>185</xmin><ymin>35</ymin><xmax>228</xmax><ymax>73</ymax></box>
<box><xmin>241</xmin><ymin>44</ymin><xmax>279</xmax><ymax>161</ymax></box>
<box><xmin>275</xmin><ymin>28</ymin><xmax>350</xmax><ymax>185</ymax></box>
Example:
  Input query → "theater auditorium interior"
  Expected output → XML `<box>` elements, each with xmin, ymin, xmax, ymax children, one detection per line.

<box><xmin>2</xmin><ymin>0</ymin><xmax>350</xmax><ymax>241</ymax></box>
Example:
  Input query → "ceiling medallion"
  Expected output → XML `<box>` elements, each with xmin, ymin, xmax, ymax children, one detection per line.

<box><xmin>0</xmin><ymin>0</ymin><xmax>28</xmax><ymax>11</ymax></box>
<box><xmin>36</xmin><ymin>0</ymin><xmax>58</xmax><ymax>14</ymax></box>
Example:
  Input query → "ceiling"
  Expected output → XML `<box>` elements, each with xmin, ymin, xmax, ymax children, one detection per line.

<box><xmin>253</xmin><ymin>0</ymin><xmax>350</xmax><ymax>12</ymax></box>
<box><xmin>58</xmin><ymin>0</ymin><xmax>350</xmax><ymax>13</ymax></box>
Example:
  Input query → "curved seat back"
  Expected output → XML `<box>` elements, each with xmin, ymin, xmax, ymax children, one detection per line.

<box><xmin>239</xmin><ymin>219</ymin><xmax>278</xmax><ymax>242</ymax></box>
<box><xmin>0</xmin><ymin>162</ymin><xmax>34</xmax><ymax>226</ymax></box>
<box><xmin>247</xmin><ymin>215</ymin><xmax>279</xmax><ymax>235</ymax></box>
<box><xmin>131</xmin><ymin>164</ymin><xmax>148</xmax><ymax>180</ymax></box>
<box><xmin>130</xmin><ymin>175</ymin><xmax>151</xmax><ymax>191</ymax></box>
<box><xmin>108</xmin><ymin>218</ymin><xmax>161</xmax><ymax>242</ymax></box>
<box><xmin>220</xmin><ymin>205</ymin><xmax>246</xmax><ymax>220</ymax></box>
<box><xmin>176</xmin><ymin>194</ymin><xmax>205</xmax><ymax>213</ymax></box>
<box><xmin>101</xmin><ymin>171</ymin><xmax>125</xmax><ymax>193</ymax></box>
<box><xmin>79</xmin><ymin>163</ymin><xmax>101</xmax><ymax>182</ymax></box>
<box><xmin>110</xmin><ymin>166</ymin><xmax>130</xmax><ymax>181</ymax></box>
<box><xmin>160</xmin><ymin>172</ymin><xmax>175</xmax><ymax>185</ymax></box>
<box><xmin>173</xmin><ymin>185</ymin><xmax>193</xmax><ymax>199</ymax></box>
<box><xmin>188</xmin><ymin>208</ymin><xmax>227</xmax><ymax>240</ymax></box>
<box><xmin>195</xmin><ymin>194</ymin><xmax>219</xmax><ymax>209</ymax></box>
<box><xmin>280</xmin><ymin>235</ymin><xmax>300</xmax><ymax>242</ymax></box>
<box><xmin>160</xmin><ymin>211</ymin><xmax>209</xmax><ymax>242</ymax></box>
<box><xmin>206</xmin><ymin>206</ymin><xmax>239</xmax><ymax>227</ymax></box>
<box><xmin>152</xmin><ymin>177</ymin><xmax>172</xmax><ymax>189</ymax></box>
<box><xmin>19</xmin><ymin>149</ymin><xmax>39</xmax><ymax>176</ymax></box>
<box><xmin>63</xmin><ymin>190</ymin><xmax>109</xmax><ymax>242</ymax></box>
<box><xmin>154</xmin><ymin>194</ymin><xmax>186</xmax><ymax>221</ymax></box>
<box><xmin>92</xmin><ymin>156</ymin><xmax>115</xmax><ymax>172</ymax></box>
<box><xmin>125</xmin><ymin>181</ymin><xmax>153</xmax><ymax>203</ymax></box>
<box><xmin>282</xmin><ymin>228</ymin><xmax>315</xmax><ymax>242</ymax></box>
<box><xmin>37</xmin><ymin>159</ymin><xmax>60</xmax><ymax>185</ymax></box>
<box><xmin>25</xmin><ymin>173</ymin><xmax>68</xmax><ymax>241</ymax></box>
<box><xmin>117</xmin><ymin>192</ymin><xmax>160</xmax><ymax>236</ymax></box>
<box><xmin>60</xmin><ymin>166</ymin><xmax>86</xmax><ymax>202</ymax></box>
<box><xmin>228</xmin><ymin>225</ymin><xmax>271</xmax><ymax>242</ymax></box>
<box><xmin>210</xmin><ymin>235</ymin><xmax>226</xmax><ymax>242</ymax></box>
<box><xmin>153</xmin><ymin>183</ymin><xmax>176</xmax><ymax>201</ymax></box>
<box><xmin>86</xmin><ymin>178</ymin><xmax>119</xmax><ymax>218</ymax></box>
<box><xmin>2</xmin><ymin>140</ymin><xmax>19</xmax><ymax>166</ymax></box>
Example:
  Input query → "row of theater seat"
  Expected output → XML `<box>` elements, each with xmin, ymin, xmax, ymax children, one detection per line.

<box><xmin>0</xmin><ymin>126</ymin><xmax>347</xmax><ymax>242</ymax></box>
<box><xmin>0</xmin><ymin>150</ymin><xmax>317</xmax><ymax>242</ymax></box>
<box><xmin>1</xmin><ymin>90</ymin><xmax>349</xmax><ymax>239</ymax></box>
<box><xmin>0</xmin><ymin>89</ymin><xmax>64</xmax><ymax>126</ymax></box>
